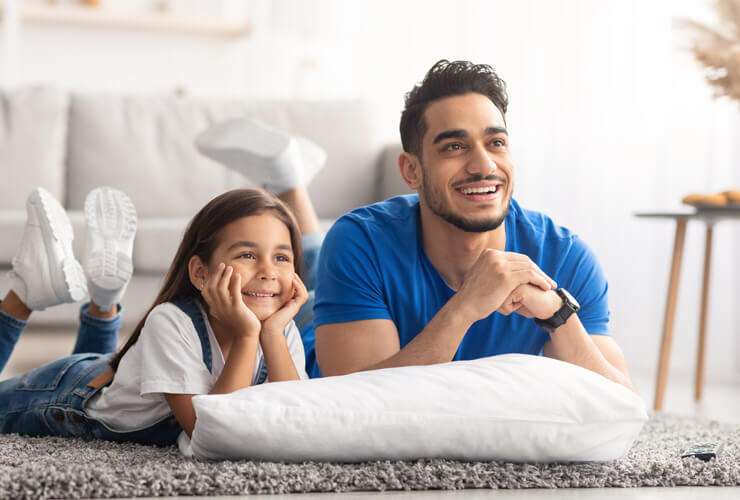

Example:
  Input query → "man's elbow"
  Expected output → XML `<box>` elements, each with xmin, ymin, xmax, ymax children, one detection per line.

<box><xmin>316</xmin><ymin>319</ymin><xmax>403</xmax><ymax>376</ymax></box>
<box><xmin>317</xmin><ymin>350</ymin><xmax>373</xmax><ymax>376</ymax></box>
<box><xmin>320</xmin><ymin>365</ymin><xmax>353</xmax><ymax>377</ymax></box>
<box><xmin>315</xmin><ymin>345</ymin><xmax>352</xmax><ymax>376</ymax></box>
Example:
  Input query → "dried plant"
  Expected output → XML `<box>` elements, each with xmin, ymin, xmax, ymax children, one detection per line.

<box><xmin>681</xmin><ymin>0</ymin><xmax>740</xmax><ymax>101</ymax></box>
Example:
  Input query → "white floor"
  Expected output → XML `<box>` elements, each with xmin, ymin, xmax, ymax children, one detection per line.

<box><xmin>3</xmin><ymin>329</ymin><xmax>739</xmax><ymax>500</ymax></box>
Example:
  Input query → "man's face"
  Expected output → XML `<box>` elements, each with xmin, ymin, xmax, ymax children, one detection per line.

<box><xmin>417</xmin><ymin>92</ymin><xmax>513</xmax><ymax>232</ymax></box>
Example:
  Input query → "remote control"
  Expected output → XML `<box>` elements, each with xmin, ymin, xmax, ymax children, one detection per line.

<box><xmin>680</xmin><ymin>442</ymin><xmax>723</xmax><ymax>461</ymax></box>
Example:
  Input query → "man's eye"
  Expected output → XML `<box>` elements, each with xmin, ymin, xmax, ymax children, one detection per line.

<box><xmin>492</xmin><ymin>138</ymin><xmax>506</xmax><ymax>147</ymax></box>
<box><xmin>444</xmin><ymin>143</ymin><xmax>465</xmax><ymax>151</ymax></box>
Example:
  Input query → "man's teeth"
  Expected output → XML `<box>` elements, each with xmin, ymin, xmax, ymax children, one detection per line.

<box><xmin>244</xmin><ymin>292</ymin><xmax>277</xmax><ymax>297</ymax></box>
<box><xmin>460</xmin><ymin>186</ymin><xmax>498</xmax><ymax>195</ymax></box>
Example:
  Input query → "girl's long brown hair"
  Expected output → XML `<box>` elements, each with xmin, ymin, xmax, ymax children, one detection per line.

<box><xmin>110</xmin><ymin>188</ymin><xmax>303</xmax><ymax>371</ymax></box>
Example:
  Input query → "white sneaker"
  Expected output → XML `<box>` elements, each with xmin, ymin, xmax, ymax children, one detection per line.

<box><xmin>194</xmin><ymin>117</ymin><xmax>327</xmax><ymax>193</ymax></box>
<box><xmin>7</xmin><ymin>188</ymin><xmax>87</xmax><ymax>311</ymax></box>
<box><xmin>83</xmin><ymin>187</ymin><xmax>137</xmax><ymax>312</ymax></box>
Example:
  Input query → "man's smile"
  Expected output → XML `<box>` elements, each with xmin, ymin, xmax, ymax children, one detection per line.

<box><xmin>454</xmin><ymin>181</ymin><xmax>505</xmax><ymax>203</ymax></box>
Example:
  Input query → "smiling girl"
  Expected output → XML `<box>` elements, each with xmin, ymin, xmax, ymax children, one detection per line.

<box><xmin>85</xmin><ymin>188</ymin><xmax>315</xmax><ymax>442</ymax></box>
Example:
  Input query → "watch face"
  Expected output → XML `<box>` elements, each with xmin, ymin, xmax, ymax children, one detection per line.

<box><xmin>560</xmin><ymin>288</ymin><xmax>580</xmax><ymax>310</ymax></box>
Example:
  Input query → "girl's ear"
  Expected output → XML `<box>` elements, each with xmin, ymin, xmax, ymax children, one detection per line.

<box><xmin>188</xmin><ymin>255</ymin><xmax>209</xmax><ymax>291</ymax></box>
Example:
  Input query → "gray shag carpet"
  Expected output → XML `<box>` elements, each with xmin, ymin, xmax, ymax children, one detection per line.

<box><xmin>0</xmin><ymin>413</ymin><xmax>737</xmax><ymax>499</ymax></box>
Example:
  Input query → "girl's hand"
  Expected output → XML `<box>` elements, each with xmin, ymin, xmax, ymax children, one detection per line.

<box><xmin>260</xmin><ymin>274</ymin><xmax>308</xmax><ymax>337</ymax></box>
<box><xmin>201</xmin><ymin>263</ymin><xmax>261</xmax><ymax>339</ymax></box>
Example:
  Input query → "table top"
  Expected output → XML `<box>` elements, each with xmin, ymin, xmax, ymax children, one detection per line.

<box><xmin>635</xmin><ymin>207</ymin><xmax>740</xmax><ymax>220</ymax></box>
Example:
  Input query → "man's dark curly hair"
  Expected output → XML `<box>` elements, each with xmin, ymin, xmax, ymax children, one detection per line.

<box><xmin>400</xmin><ymin>59</ymin><xmax>509</xmax><ymax>157</ymax></box>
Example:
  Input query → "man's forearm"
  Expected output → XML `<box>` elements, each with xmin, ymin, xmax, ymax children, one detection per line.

<box><xmin>547</xmin><ymin>315</ymin><xmax>633</xmax><ymax>390</ymax></box>
<box><xmin>366</xmin><ymin>296</ymin><xmax>474</xmax><ymax>371</ymax></box>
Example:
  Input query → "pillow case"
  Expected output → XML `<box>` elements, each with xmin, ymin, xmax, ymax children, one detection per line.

<box><xmin>185</xmin><ymin>354</ymin><xmax>648</xmax><ymax>463</ymax></box>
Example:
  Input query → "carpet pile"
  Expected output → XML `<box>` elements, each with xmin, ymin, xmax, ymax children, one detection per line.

<box><xmin>0</xmin><ymin>413</ymin><xmax>737</xmax><ymax>498</ymax></box>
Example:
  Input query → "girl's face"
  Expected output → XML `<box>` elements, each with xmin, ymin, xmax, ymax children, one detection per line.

<box><xmin>206</xmin><ymin>213</ymin><xmax>296</xmax><ymax>320</ymax></box>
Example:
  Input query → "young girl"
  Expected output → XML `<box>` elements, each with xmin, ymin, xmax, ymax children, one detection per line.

<box><xmin>0</xmin><ymin>119</ymin><xmax>325</xmax><ymax>445</ymax></box>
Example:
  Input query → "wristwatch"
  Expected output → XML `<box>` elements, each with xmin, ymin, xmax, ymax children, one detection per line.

<box><xmin>534</xmin><ymin>288</ymin><xmax>580</xmax><ymax>333</ymax></box>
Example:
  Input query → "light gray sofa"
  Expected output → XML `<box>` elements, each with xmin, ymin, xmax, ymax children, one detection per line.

<box><xmin>0</xmin><ymin>87</ymin><xmax>408</xmax><ymax>327</ymax></box>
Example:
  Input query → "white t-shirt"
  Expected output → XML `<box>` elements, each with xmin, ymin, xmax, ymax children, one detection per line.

<box><xmin>85</xmin><ymin>301</ymin><xmax>308</xmax><ymax>432</ymax></box>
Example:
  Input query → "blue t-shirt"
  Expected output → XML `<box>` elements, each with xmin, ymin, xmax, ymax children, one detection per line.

<box><xmin>303</xmin><ymin>194</ymin><xmax>610</xmax><ymax>377</ymax></box>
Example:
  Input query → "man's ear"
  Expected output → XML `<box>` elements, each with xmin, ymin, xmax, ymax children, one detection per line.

<box><xmin>398</xmin><ymin>152</ymin><xmax>423</xmax><ymax>190</ymax></box>
<box><xmin>188</xmin><ymin>255</ymin><xmax>209</xmax><ymax>290</ymax></box>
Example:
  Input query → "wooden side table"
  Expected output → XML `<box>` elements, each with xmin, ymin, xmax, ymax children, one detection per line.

<box><xmin>635</xmin><ymin>208</ymin><xmax>740</xmax><ymax>411</ymax></box>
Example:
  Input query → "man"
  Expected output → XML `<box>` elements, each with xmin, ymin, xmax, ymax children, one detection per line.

<box><xmin>310</xmin><ymin>60</ymin><xmax>633</xmax><ymax>390</ymax></box>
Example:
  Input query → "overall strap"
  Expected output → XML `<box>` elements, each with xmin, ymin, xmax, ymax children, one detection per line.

<box><xmin>253</xmin><ymin>356</ymin><xmax>268</xmax><ymax>385</ymax></box>
<box><xmin>171</xmin><ymin>296</ymin><xmax>213</xmax><ymax>374</ymax></box>
<box><xmin>252</xmin><ymin>324</ymin><xmax>292</xmax><ymax>385</ymax></box>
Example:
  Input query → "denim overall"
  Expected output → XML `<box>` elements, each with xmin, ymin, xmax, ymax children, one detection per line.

<box><xmin>0</xmin><ymin>297</ymin><xmax>220</xmax><ymax>446</ymax></box>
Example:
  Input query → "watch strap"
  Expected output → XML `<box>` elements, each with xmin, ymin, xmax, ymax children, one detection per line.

<box><xmin>534</xmin><ymin>288</ymin><xmax>579</xmax><ymax>333</ymax></box>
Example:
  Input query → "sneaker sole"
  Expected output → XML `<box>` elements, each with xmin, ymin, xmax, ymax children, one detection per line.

<box><xmin>84</xmin><ymin>187</ymin><xmax>137</xmax><ymax>292</ymax></box>
<box><xmin>195</xmin><ymin>117</ymin><xmax>292</xmax><ymax>160</ymax></box>
<box><xmin>29</xmin><ymin>188</ymin><xmax>88</xmax><ymax>303</ymax></box>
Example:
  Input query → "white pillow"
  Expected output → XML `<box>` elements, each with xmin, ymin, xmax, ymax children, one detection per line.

<box><xmin>185</xmin><ymin>354</ymin><xmax>648</xmax><ymax>463</ymax></box>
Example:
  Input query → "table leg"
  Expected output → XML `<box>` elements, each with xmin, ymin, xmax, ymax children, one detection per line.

<box><xmin>654</xmin><ymin>218</ymin><xmax>687</xmax><ymax>411</ymax></box>
<box><xmin>695</xmin><ymin>223</ymin><xmax>714</xmax><ymax>402</ymax></box>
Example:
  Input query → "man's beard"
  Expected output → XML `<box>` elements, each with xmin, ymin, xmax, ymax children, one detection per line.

<box><xmin>420</xmin><ymin>168</ymin><xmax>510</xmax><ymax>233</ymax></box>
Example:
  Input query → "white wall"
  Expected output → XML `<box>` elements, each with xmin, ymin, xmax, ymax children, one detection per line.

<box><xmin>1</xmin><ymin>0</ymin><xmax>738</xmax><ymax>382</ymax></box>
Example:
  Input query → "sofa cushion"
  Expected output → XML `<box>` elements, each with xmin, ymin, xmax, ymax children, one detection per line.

<box><xmin>0</xmin><ymin>87</ymin><xmax>68</xmax><ymax>209</ymax></box>
<box><xmin>66</xmin><ymin>94</ymin><xmax>393</xmax><ymax>219</ymax></box>
<box><xmin>132</xmin><ymin>217</ymin><xmax>190</xmax><ymax>274</ymax></box>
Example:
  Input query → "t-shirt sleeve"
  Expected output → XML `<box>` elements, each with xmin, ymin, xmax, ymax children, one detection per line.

<box><xmin>138</xmin><ymin>304</ymin><xmax>214</xmax><ymax>398</ymax></box>
<box><xmin>313</xmin><ymin>217</ymin><xmax>391</xmax><ymax>326</ymax></box>
<box><xmin>558</xmin><ymin>236</ymin><xmax>611</xmax><ymax>336</ymax></box>
<box><xmin>284</xmin><ymin>321</ymin><xmax>308</xmax><ymax>380</ymax></box>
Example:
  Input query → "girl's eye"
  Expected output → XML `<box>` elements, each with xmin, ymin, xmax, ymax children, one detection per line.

<box><xmin>238</xmin><ymin>253</ymin><xmax>256</xmax><ymax>260</ymax></box>
<box><xmin>276</xmin><ymin>254</ymin><xmax>291</xmax><ymax>263</ymax></box>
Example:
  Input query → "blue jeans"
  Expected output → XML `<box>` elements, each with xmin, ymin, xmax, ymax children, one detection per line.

<box><xmin>0</xmin><ymin>303</ymin><xmax>121</xmax><ymax>377</ymax></box>
<box><xmin>0</xmin><ymin>233</ymin><xmax>322</xmax><ymax>442</ymax></box>
<box><xmin>295</xmin><ymin>233</ymin><xmax>321</xmax><ymax>377</ymax></box>
<box><xmin>0</xmin><ymin>304</ymin><xmax>154</xmax><ymax>440</ymax></box>
<box><xmin>294</xmin><ymin>232</ymin><xmax>321</xmax><ymax>331</ymax></box>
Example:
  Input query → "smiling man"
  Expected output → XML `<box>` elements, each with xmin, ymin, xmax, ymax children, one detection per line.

<box><xmin>310</xmin><ymin>59</ymin><xmax>633</xmax><ymax>390</ymax></box>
